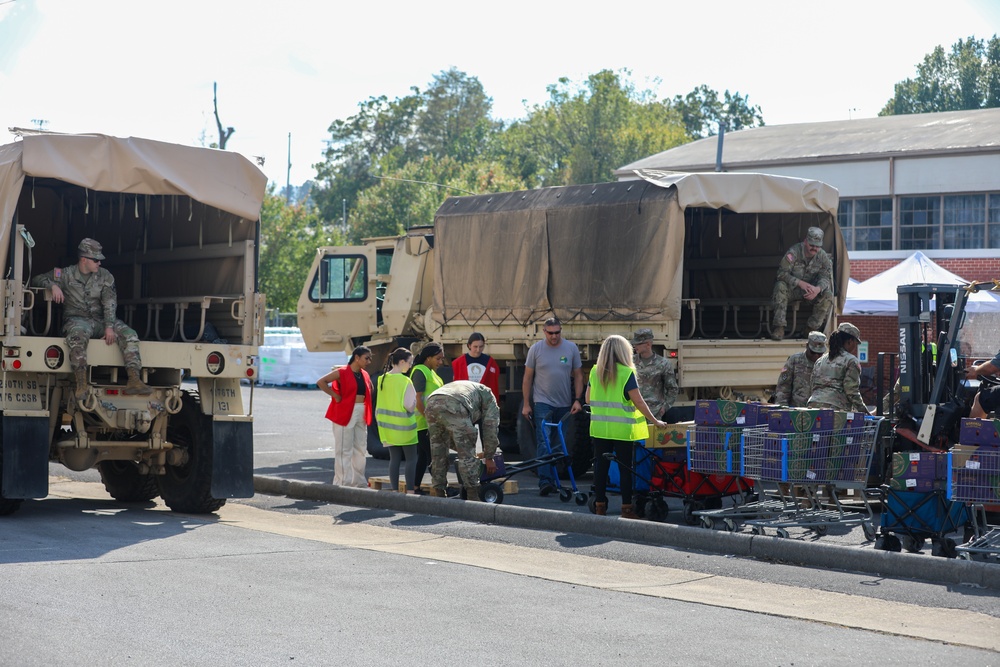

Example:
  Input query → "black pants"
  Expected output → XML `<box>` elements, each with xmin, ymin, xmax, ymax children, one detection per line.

<box><xmin>413</xmin><ymin>428</ymin><xmax>431</xmax><ymax>488</ymax></box>
<box><xmin>592</xmin><ymin>437</ymin><xmax>635</xmax><ymax>505</ymax></box>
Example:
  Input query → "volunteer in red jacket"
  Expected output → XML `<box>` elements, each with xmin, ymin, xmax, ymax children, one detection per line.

<box><xmin>451</xmin><ymin>332</ymin><xmax>501</xmax><ymax>403</ymax></box>
<box><xmin>317</xmin><ymin>345</ymin><xmax>374</xmax><ymax>487</ymax></box>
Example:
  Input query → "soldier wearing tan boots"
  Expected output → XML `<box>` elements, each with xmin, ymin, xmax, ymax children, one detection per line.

<box><xmin>31</xmin><ymin>238</ymin><xmax>152</xmax><ymax>401</ymax></box>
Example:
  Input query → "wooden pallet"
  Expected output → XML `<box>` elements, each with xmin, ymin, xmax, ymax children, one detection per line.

<box><xmin>367</xmin><ymin>475</ymin><xmax>518</xmax><ymax>494</ymax></box>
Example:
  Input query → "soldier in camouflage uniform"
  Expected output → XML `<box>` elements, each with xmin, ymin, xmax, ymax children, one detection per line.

<box><xmin>425</xmin><ymin>380</ymin><xmax>500</xmax><ymax>500</ymax></box>
<box><xmin>631</xmin><ymin>328</ymin><xmax>678</xmax><ymax>420</ymax></box>
<box><xmin>807</xmin><ymin>322</ymin><xmax>870</xmax><ymax>413</ymax></box>
<box><xmin>31</xmin><ymin>239</ymin><xmax>152</xmax><ymax>401</ymax></box>
<box><xmin>774</xmin><ymin>331</ymin><xmax>827</xmax><ymax>407</ymax></box>
<box><xmin>771</xmin><ymin>227</ymin><xmax>835</xmax><ymax>340</ymax></box>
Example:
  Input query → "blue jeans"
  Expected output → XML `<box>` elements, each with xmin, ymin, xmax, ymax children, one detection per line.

<box><xmin>533</xmin><ymin>402</ymin><xmax>570</xmax><ymax>489</ymax></box>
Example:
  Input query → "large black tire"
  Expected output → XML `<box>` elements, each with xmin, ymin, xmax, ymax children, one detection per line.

<box><xmin>158</xmin><ymin>392</ymin><xmax>225</xmax><ymax>513</ymax></box>
<box><xmin>0</xmin><ymin>419</ymin><xmax>23</xmax><ymax>516</ymax></box>
<box><xmin>99</xmin><ymin>460</ymin><xmax>159</xmax><ymax>502</ymax></box>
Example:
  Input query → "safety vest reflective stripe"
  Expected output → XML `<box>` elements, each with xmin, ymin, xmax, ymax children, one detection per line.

<box><xmin>377</xmin><ymin>408</ymin><xmax>412</xmax><ymax>419</ymax></box>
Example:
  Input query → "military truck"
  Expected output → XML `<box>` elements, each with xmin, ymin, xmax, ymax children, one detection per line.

<box><xmin>297</xmin><ymin>170</ymin><xmax>850</xmax><ymax>469</ymax></box>
<box><xmin>0</xmin><ymin>131</ymin><xmax>267</xmax><ymax>516</ymax></box>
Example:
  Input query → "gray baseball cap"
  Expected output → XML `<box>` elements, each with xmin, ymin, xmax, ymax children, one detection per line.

<box><xmin>78</xmin><ymin>238</ymin><xmax>105</xmax><ymax>261</ymax></box>
<box><xmin>806</xmin><ymin>227</ymin><xmax>824</xmax><ymax>246</ymax></box>
<box><xmin>807</xmin><ymin>331</ymin><xmax>827</xmax><ymax>354</ymax></box>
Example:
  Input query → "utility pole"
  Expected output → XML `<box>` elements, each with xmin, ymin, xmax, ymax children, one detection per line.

<box><xmin>285</xmin><ymin>132</ymin><xmax>292</xmax><ymax>204</ymax></box>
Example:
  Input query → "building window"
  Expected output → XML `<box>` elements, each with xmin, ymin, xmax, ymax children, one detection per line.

<box><xmin>899</xmin><ymin>196</ymin><xmax>941</xmax><ymax>250</ymax></box>
<box><xmin>988</xmin><ymin>194</ymin><xmax>1000</xmax><ymax>248</ymax></box>
<box><xmin>839</xmin><ymin>198</ymin><xmax>892</xmax><ymax>250</ymax></box>
<box><xmin>943</xmin><ymin>194</ymin><xmax>985</xmax><ymax>249</ymax></box>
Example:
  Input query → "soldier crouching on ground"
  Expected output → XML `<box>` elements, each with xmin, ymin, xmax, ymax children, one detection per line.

<box><xmin>425</xmin><ymin>380</ymin><xmax>499</xmax><ymax>500</ymax></box>
<box><xmin>31</xmin><ymin>238</ymin><xmax>152</xmax><ymax>401</ymax></box>
<box><xmin>771</xmin><ymin>227</ymin><xmax>834</xmax><ymax>341</ymax></box>
<box><xmin>774</xmin><ymin>331</ymin><xmax>827</xmax><ymax>407</ymax></box>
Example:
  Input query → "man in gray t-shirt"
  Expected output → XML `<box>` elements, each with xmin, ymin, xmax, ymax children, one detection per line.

<box><xmin>521</xmin><ymin>317</ymin><xmax>584</xmax><ymax>494</ymax></box>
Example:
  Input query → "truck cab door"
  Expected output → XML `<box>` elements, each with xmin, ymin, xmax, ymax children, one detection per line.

<box><xmin>297</xmin><ymin>246</ymin><xmax>379</xmax><ymax>351</ymax></box>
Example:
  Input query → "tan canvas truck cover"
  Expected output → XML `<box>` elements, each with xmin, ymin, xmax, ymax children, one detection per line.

<box><xmin>432</xmin><ymin>170</ymin><xmax>848</xmax><ymax>328</ymax></box>
<box><xmin>0</xmin><ymin>132</ymin><xmax>267</xmax><ymax>279</ymax></box>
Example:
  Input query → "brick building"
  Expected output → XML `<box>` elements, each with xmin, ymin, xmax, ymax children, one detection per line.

<box><xmin>617</xmin><ymin>108</ymin><xmax>1000</xmax><ymax>376</ymax></box>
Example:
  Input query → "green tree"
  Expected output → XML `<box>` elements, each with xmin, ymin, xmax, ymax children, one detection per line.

<box><xmin>500</xmin><ymin>69</ymin><xmax>689</xmax><ymax>186</ymax></box>
<box><xmin>881</xmin><ymin>35</ymin><xmax>1000</xmax><ymax>115</ymax></box>
<box><xmin>415</xmin><ymin>68</ymin><xmax>499</xmax><ymax>161</ymax></box>
<box><xmin>258</xmin><ymin>188</ymin><xmax>344</xmax><ymax>313</ymax></box>
<box><xmin>671</xmin><ymin>84</ymin><xmax>764</xmax><ymax>138</ymax></box>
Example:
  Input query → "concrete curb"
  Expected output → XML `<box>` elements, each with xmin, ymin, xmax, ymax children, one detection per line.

<box><xmin>252</xmin><ymin>475</ymin><xmax>1000</xmax><ymax>590</ymax></box>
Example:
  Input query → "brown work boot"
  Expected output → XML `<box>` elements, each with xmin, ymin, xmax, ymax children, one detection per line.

<box><xmin>74</xmin><ymin>368</ymin><xmax>89</xmax><ymax>402</ymax></box>
<box><xmin>464</xmin><ymin>487</ymin><xmax>483</xmax><ymax>502</ymax></box>
<box><xmin>770</xmin><ymin>325</ymin><xmax>785</xmax><ymax>341</ymax></box>
<box><xmin>428</xmin><ymin>487</ymin><xmax>447</xmax><ymax>498</ymax></box>
<box><xmin>124</xmin><ymin>368</ymin><xmax>153</xmax><ymax>395</ymax></box>
<box><xmin>594</xmin><ymin>501</ymin><xmax>607</xmax><ymax>516</ymax></box>
<box><xmin>620</xmin><ymin>504</ymin><xmax>640</xmax><ymax>520</ymax></box>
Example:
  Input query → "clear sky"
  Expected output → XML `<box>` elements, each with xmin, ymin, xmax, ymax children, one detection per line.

<box><xmin>2</xmin><ymin>0</ymin><xmax>999</xmax><ymax>188</ymax></box>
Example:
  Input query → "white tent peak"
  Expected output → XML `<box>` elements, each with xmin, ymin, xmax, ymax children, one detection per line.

<box><xmin>844</xmin><ymin>251</ymin><xmax>1000</xmax><ymax>314</ymax></box>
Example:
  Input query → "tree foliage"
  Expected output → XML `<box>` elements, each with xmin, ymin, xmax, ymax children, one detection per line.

<box><xmin>258</xmin><ymin>187</ymin><xmax>345</xmax><ymax>313</ymax></box>
<box><xmin>881</xmin><ymin>35</ymin><xmax>1000</xmax><ymax>115</ymax></box>
<box><xmin>670</xmin><ymin>85</ymin><xmax>765</xmax><ymax>138</ymax></box>
<box><xmin>306</xmin><ymin>67</ymin><xmax>762</xmax><ymax>244</ymax></box>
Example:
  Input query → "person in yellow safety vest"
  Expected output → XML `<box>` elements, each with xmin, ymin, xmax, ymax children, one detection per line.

<box><xmin>377</xmin><ymin>348</ymin><xmax>420</xmax><ymax>494</ymax></box>
<box><xmin>410</xmin><ymin>342</ymin><xmax>446</xmax><ymax>492</ymax></box>
<box><xmin>587</xmin><ymin>335</ymin><xmax>667</xmax><ymax>519</ymax></box>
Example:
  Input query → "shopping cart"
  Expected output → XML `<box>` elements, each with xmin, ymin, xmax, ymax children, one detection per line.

<box><xmin>741</xmin><ymin>417</ymin><xmax>885</xmax><ymax>540</ymax></box>
<box><xmin>688</xmin><ymin>424</ymin><xmax>786</xmax><ymax>531</ymax></box>
<box><xmin>947</xmin><ymin>445</ymin><xmax>1000</xmax><ymax>562</ymax></box>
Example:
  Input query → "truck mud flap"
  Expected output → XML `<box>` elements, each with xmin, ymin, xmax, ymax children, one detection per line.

<box><xmin>211</xmin><ymin>419</ymin><xmax>254</xmax><ymax>498</ymax></box>
<box><xmin>2</xmin><ymin>415</ymin><xmax>50</xmax><ymax>499</ymax></box>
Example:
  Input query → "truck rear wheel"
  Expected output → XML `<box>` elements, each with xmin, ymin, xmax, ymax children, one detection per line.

<box><xmin>98</xmin><ymin>461</ymin><xmax>159</xmax><ymax>502</ymax></box>
<box><xmin>0</xmin><ymin>420</ymin><xmax>23</xmax><ymax>516</ymax></box>
<box><xmin>159</xmin><ymin>393</ymin><xmax>225</xmax><ymax>514</ymax></box>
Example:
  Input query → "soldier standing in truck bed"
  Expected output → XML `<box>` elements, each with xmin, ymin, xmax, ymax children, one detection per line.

<box><xmin>770</xmin><ymin>227</ymin><xmax>834</xmax><ymax>341</ymax></box>
<box><xmin>31</xmin><ymin>238</ymin><xmax>152</xmax><ymax>400</ymax></box>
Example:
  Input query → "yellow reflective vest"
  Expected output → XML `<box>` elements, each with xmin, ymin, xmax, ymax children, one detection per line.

<box><xmin>412</xmin><ymin>364</ymin><xmax>444</xmax><ymax>431</ymax></box>
<box><xmin>589</xmin><ymin>364</ymin><xmax>648</xmax><ymax>442</ymax></box>
<box><xmin>376</xmin><ymin>373</ymin><xmax>419</xmax><ymax>446</ymax></box>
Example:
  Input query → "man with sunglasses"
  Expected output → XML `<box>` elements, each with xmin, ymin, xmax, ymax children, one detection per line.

<box><xmin>521</xmin><ymin>317</ymin><xmax>584</xmax><ymax>495</ymax></box>
<box><xmin>770</xmin><ymin>226</ymin><xmax>834</xmax><ymax>341</ymax></box>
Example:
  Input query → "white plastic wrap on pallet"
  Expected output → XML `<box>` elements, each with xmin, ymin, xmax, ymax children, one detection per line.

<box><xmin>286</xmin><ymin>348</ymin><xmax>349</xmax><ymax>386</ymax></box>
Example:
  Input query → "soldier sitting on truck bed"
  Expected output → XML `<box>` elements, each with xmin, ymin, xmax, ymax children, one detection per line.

<box><xmin>770</xmin><ymin>227</ymin><xmax>834</xmax><ymax>341</ymax></box>
<box><xmin>31</xmin><ymin>238</ymin><xmax>152</xmax><ymax>400</ymax></box>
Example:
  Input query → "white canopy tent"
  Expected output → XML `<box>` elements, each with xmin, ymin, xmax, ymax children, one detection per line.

<box><xmin>844</xmin><ymin>251</ymin><xmax>1000</xmax><ymax>314</ymax></box>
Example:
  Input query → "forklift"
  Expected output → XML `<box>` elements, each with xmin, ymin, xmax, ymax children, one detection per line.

<box><xmin>874</xmin><ymin>283</ymin><xmax>982</xmax><ymax>555</ymax></box>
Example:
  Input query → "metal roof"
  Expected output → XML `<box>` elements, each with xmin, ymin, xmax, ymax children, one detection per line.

<box><xmin>616</xmin><ymin>107</ymin><xmax>1000</xmax><ymax>175</ymax></box>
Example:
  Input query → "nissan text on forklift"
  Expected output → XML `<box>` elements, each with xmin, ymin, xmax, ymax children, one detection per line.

<box><xmin>873</xmin><ymin>281</ymin><xmax>996</xmax><ymax>555</ymax></box>
<box><xmin>0</xmin><ymin>130</ymin><xmax>268</xmax><ymax>517</ymax></box>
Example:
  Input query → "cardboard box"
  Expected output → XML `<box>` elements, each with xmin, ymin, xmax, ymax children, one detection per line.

<box><xmin>958</xmin><ymin>418</ymin><xmax>1000</xmax><ymax>447</ymax></box>
<box><xmin>687</xmin><ymin>424</ymin><xmax>743</xmax><ymax>475</ymax></box>
<box><xmin>646</xmin><ymin>422</ymin><xmax>691</xmax><ymax>449</ymax></box>
<box><xmin>950</xmin><ymin>468</ymin><xmax>1000</xmax><ymax>503</ymax></box>
<box><xmin>767</xmin><ymin>408</ymin><xmax>835</xmax><ymax>434</ymax></box>
<box><xmin>833</xmin><ymin>410</ymin><xmax>867</xmax><ymax>432</ymax></box>
<box><xmin>888</xmin><ymin>451</ymin><xmax>948</xmax><ymax>492</ymax></box>
<box><xmin>694</xmin><ymin>400</ymin><xmax>771</xmax><ymax>427</ymax></box>
<box><xmin>950</xmin><ymin>444</ymin><xmax>1000</xmax><ymax>473</ymax></box>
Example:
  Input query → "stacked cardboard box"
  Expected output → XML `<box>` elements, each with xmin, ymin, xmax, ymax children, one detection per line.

<box><xmin>949</xmin><ymin>420</ymin><xmax>1000</xmax><ymax>503</ymax></box>
<box><xmin>689</xmin><ymin>400</ymin><xmax>773</xmax><ymax>474</ymax></box>
<box><xmin>887</xmin><ymin>450</ymin><xmax>948</xmax><ymax>492</ymax></box>
<box><xmin>762</xmin><ymin>408</ymin><xmax>833</xmax><ymax>482</ymax></box>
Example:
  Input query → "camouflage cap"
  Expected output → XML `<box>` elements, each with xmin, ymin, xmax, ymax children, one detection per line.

<box><xmin>806</xmin><ymin>330</ymin><xmax>827</xmax><ymax>354</ymax></box>
<box><xmin>806</xmin><ymin>227</ymin><xmax>824</xmax><ymax>246</ymax></box>
<box><xmin>78</xmin><ymin>238</ymin><xmax>105</xmax><ymax>261</ymax></box>
<box><xmin>631</xmin><ymin>328</ymin><xmax>654</xmax><ymax>344</ymax></box>
<box><xmin>838</xmin><ymin>322</ymin><xmax>861</xmax><ymax>341</ymax></box>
